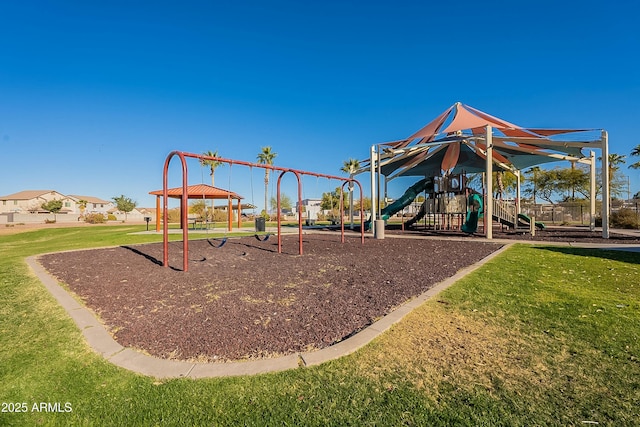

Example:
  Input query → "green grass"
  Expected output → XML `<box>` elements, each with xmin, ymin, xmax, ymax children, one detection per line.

<box><xmin>1</xmin><ymin>226</ymin><xmax>639</xmax><ymax>426</ymax></box>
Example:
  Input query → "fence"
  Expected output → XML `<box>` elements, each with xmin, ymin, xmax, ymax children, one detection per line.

<box><xmin>521</xmin><ymin>201</ymin><xmax>640</xmax><ymax>225</ymax></box>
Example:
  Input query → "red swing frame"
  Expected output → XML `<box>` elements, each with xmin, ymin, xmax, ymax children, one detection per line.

<box><xmin>161</xmin><ymin>151</ymin><xmax>365</xmax><ymax>271</ymax></box>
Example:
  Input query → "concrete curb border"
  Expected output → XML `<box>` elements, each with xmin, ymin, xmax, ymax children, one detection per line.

<box><xmin>27</xmin><ymin>243</ymin><xmax>512</xmax><ymax>379</ymax></box>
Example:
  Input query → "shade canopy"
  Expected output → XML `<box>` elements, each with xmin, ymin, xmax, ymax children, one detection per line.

<box><xmin>366</xmin><ymin>102</ymin><xmax>603</xmax><ymax>179</ymax></box>
<box><xmin>149</xmin><ymin>184</ymin><xmax>243</xmax><ymax>200</ymax></box>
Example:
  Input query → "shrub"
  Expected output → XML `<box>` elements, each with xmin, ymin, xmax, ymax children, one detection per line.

<box><xmin>84</xmin><ymin>213</ymin><xmax>106</xmax><ymax>224</ymax></box>
<box><xmin>211</xmin><ymin>209</ymin><xmax>228</xmax><ymax>222</ymax></box>
<box><xmin>610</xmin><ymin>208</ymin><xmax>640</xmax><ymax>229</ymax></box>
<box><xmin>44</xmin><ymin>219</ymin><xmax>56</xmax><ymax>224</ymax></box>
<box><xmin>107</xmin><ymin>214</ymin><xmax>117</xmax><ymax>221</ymax></box>
<box><xmin>166</xmin><ymin>208</ymin><xmax>182</xmax><ymax>223</ymax></box>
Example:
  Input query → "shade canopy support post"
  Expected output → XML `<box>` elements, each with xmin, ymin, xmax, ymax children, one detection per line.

<box><xmin>601</xmin><ymin>130</ymin><xmax>610</xmax><ymax>239</ymax></box>
<box><xmin>590</xmin><ymin>150</ymin><xmax>596</xmax><ymax>231</ymax></box>
<box><xmin>485</xmin><ymin>125</ymin><xmax>493</xmax><ymax>240</ymax></box>
<box><xmin>370</xmin><ymin>145</ymin><xmax>377</xmax><ymax>227</ymax></box>
<box><xmin>515</xmin><ymin>170</ymin><xmax>521</xmax><ymax>215</ymax></box>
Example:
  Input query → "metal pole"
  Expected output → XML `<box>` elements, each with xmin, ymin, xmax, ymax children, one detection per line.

<box><xmin>516</xmin><ymin>170</ymin><xmax>521</xmax><ymax>215</ymax></box>
<box><xmin>370</xmin><ymin>145</ymin><xmax>377</xmax><ymax>225</ymax></box>
<box><xmin>485</xmin><ymin>125</ymin><xmax>493</xmax><ymax>239</ymax></box>
<box><xmin>162</xmin><ymin>151</ymin><xmax>365</xmax><ymax>266</ymax></box>
<box><xmin>601</xmin><ymin>130</ymin><xmax>610</xmax><ymax>238</ymax></box>
<box><xmin>348</xmin><ymin>174</ymin><xmax>354</xmax><ymax>229</ymax></box>
<box><xmin>377</xmin><ymin>147</ymin><xmax>382</xmax><ymax>218</ymax></box>
<box><xmin>590</xmin><ymin>150</ymin><xmax>596</xmax><ymax>231</ymax></box>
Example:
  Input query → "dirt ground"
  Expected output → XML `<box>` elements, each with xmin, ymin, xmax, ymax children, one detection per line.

<box><xmin>38</xmin><ymin>234</ymin><xmax>503</xmax><ymax>362</ymax></box>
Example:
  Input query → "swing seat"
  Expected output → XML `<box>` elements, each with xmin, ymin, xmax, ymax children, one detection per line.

<box><xmin>207</xmin><ymin>237</ymin><xmax>228</xmax><ymax>248</ymax></box>
<box><xmin>254</xmin><ymin>233</ymin><xmax>271</xmax><ymax>242</ymax></box>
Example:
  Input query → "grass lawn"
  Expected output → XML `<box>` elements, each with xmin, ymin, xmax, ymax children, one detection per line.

<box><xmin>1</xmin><ymin>225</ymin><xmax>639</xmax><ymax>426</ymax></box>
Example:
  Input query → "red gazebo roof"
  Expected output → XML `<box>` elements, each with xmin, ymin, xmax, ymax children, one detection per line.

<box><xmin>149</xmin><ymin>184</ymin><xmax>242</xmax><ymax>200</ymax></box>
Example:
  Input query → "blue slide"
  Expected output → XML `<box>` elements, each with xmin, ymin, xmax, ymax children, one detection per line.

<box><xmin>365</xmin><ymin>178</ymin><xmax>434</xmax><ymax>230</ymax></box>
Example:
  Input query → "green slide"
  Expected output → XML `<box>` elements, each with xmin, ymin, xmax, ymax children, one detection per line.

<box><xmin>461</xmin><ymin>193</ymin><xmax>483</xmax><ymax>234</ymax></box>
<box><xmin>517</xmin><ymin>213</ymin><xmax>546</xmax><ymax>230</ymax></box>
<box><xmin>365</xmin><ymin>178</ymin><xmax>434</xmax><ymax>230</ymax></box>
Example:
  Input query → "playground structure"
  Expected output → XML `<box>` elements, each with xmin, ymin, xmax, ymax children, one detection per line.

<box><xmin>373</xmin><ymin>172</ymin><xmax>546</xmax><ymax>235</ymax></box>
<box><xmin>362</xmin><ymin>102</ymin><xmax>611</xmax><ymax>239</ymax></box>
<box><xmin>161</xmin><ymin>151</ymin><xmax>365</xmax><ymax>271</ymax></box>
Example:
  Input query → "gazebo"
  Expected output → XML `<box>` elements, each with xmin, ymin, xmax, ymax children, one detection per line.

<box><xmin>149</xmin><ymin>184</ymin><xmax>244</xmax><ymax>232</ymax></box>
<box><xmin>363</xmin><ymin>102</ymin><xmax>610</xmax><ymax>238</ymax></box>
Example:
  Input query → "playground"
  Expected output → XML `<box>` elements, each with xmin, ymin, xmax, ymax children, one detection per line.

<box><xmin>38</xmin><ymin>234</ymin><xmax>503</xmax><ymax>361</ymax></box>
<box><xmin>35</xmin><ymin>102</ymin><xmax>637</xmax><ymax>363</ymax></box>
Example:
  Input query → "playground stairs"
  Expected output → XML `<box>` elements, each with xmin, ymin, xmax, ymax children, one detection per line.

<box><xmin>491</xmin><ymin>200</ymin><xmax>531</xmax><ymax>232</ymax></box>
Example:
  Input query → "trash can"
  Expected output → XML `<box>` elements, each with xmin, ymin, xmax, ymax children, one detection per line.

<box><xmin>255</xmin><ymin>217</ymin><xmax>266</xmax><ymax>232</ymax></box>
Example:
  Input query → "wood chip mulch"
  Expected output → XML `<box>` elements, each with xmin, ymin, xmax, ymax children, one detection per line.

<box><xmin>38</xmin><ymin>234</ymin><xmax>503</xmax><ymax>362</ymax></box>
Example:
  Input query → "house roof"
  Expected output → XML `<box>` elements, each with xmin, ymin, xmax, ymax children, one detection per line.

<box><xmin>0</xmin><ymin>190</ymin><xmax>63</xmax><ymax>200</ymax></box>
<box><xmin>68</xmin><ymin>195</ymin><xmax>112</xmax><ymax>204</ymax></box>
<box><xmin>363</xmin><ymin>102</ymin><xmax>603</xmax><ymax>179</ymax></box>
<box><xmin>149</xmin><ymin>184</ymin><xmax>243</xmax><ymax>200</ymax></box>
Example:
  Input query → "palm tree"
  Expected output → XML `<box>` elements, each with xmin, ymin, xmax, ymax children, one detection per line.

<box><xmin>606</xmin><ymin>153</ymin><xmax>626</xmax><ymax>181</ymax></box>
<box><xmin>77</xmin><ymin>199</ymin><xmax>87</xmax><ymax>219</ymax></box>
<box><xmin>256</xmin><ymin>146</ymin><xmax>277</xmax><ymax>216</ymax></box>
<box><xmin>341</xmin><ymin>158</ymin><xmax>360</xmax><ymax>228</ymax></box>
<box><xmin>200</xmin><ymin>150</ymin><xmax>224</xmax><ymax>216</ymax></box>
<box><xmin>629</xmin><ymin>144</ymin><xmax>640</xmax><ymax>170</ymax></box>
<box><xmin>598</xmin><ymin>153</ymin><xmax>628</xmax><ymax>199</ymax></box>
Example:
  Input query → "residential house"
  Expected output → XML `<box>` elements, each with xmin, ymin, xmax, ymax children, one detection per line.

<box><xmin>68</xmin><ymin>195</ymin><xmax>114</xmax><ymax>215</ymax></box>
<box><xmin>0</xmin><ymin>190</ymin><xmax>71</xmax><ymax>214</ymax></box>
<box><xmin>295</xmin><ymin>198</ymin><xmax>322</xmax><ymax>223</ymax></box>
<box><xmin>0</xmin><ymin>190</ymin><xmax>116</xmax><ymax>224</ymax></box>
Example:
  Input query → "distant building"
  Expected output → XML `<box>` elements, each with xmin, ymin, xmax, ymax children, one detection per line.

<box><xmin>0</xmin><ymin>190</ymin><xmax>116</xmax><ymax>224</ymax></box>
<box><xmin>0</xmin><ymin>190</ymin><xmax>71</xmax><ymax>214</ymax></box>
<box><xmin>296</xmin><ymin>198</ymin><xmax>322</xmax><ymax>221</ymax></box>
<box><xmin>68</xmin><ymin>195</ymin><xmax>114</xmax><ymax>215</ymax></box>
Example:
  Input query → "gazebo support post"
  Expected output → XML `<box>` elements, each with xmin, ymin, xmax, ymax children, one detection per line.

<box><xmin>155</xmin><ymin>195</ymin><xmax>161</xmax><ymax>232</ymax></box>
<box><xmin>485</xmin><ymin>125</ymin><xmax>493</xmax><ymax>240</ymax></box>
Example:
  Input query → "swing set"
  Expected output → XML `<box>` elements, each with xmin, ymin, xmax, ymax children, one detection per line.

<box><xmin>161</xmin><ymin>150</ymin><xmax>365</xmax><ymax>271</ymax></box>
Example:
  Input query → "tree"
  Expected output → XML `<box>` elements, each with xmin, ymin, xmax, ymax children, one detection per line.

<box><xmin>341</xmin><ymin>158</ymin><xmax>360</xmax><ymax>227</ymax></box>
<box><xmin>556</xmin><ymin>166</ymin><xmax>590</xmax><ymax>201</ymax></box>
<box><xmin>77</xmin><ymin>199</ymin><xmax>88</xmax><ymax>217</ymax></box>
<box><xmin>531</xmin><ymin>168</ymin><xmax>560</xmax><ymax>204</ymax></box>
<box><xmin>320</xmin><ymin>187</ymin><xmax>347</xmax><ymax>220</ymax></box>
<box><xmin>112</xmin><ymin>195</ymin><xmax>137</xmax><ymax>222</ymax></box>
<box><xmin>605</xmin><ymin>153</ymin><xmax>626</xmax><ymax>181</ymax></box>
<box><xmin>41</xmin><ymin>199</ymin><xmax>63</xmax><ymax>221</ymax></box>
<box><xmin>599</xmin><ymin>153</ymin><xmax>629</xmax><ymax>200</ymax></box>
<box><xmin>492</xmin><ymin>171</ymin><xmax>517</xmax><ymax>199</ymax></box>
<box><xmin>270</xmin><ymin>194</ymin><xmax>292</xmax><ymax>212</ymax></box>
<box><xmin>256</xmin><ymin>146</ymin><xmax>277</xmax><ymax>216</ymax></box>
<box><xmin>353</xmin><ymin>197</ymin><xmax>372</xmax><ymax>212</ymax></box>
<box><xmin>523</xmin><ymin>167</ymin><xmax>543</xmax><ymax>204</ymax></box>
<box><xmin>629</xmin><ymin>144</ymin><xmax>640</xmax><ymax>170</ymax></box>
<box><xmin>200</xmin><ymin>150</ymin><xmax>224</xmax><ymax>213</ymax></box>
<box><xmin>190</xmin><ymin>200</ymin><xmax>207</xmax><ymax>220</ymax></box>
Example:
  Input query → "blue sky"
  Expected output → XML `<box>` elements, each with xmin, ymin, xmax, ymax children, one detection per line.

<box><xmin>1</xmin><ymin>0</ymin><xmax>639</xmax><ymax>208</ymax></box>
